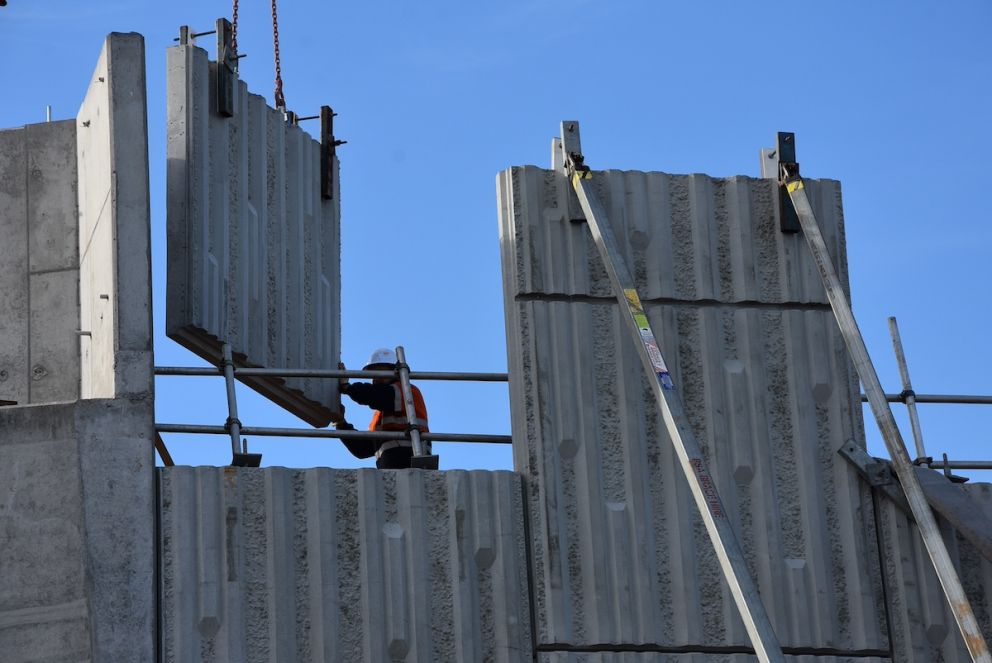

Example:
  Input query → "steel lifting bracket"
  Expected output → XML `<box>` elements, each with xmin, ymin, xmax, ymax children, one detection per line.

<box><xmin>320</xmin><ymin>106</ymin><xmax>346</xmax><ymax>199</ymax></box>
<box><xmin>776</xmin><ymin>132</ymin><xmax>801</xmax><ymax>233</ymax></box>
<box><xmin>216</xmin><ymin>18</ymin><xmax>238</xmax><ymax>118</ymax></box>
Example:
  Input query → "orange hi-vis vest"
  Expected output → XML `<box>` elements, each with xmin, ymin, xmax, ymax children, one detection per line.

<box><xmin>369</xmin><ymin>383</ymin><xmax>429</xmax><ymax>460</ymax></box>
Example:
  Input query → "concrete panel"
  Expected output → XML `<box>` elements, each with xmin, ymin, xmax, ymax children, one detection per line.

<box><xmin>166</xmin><ymin>43</ymin><xmax>340</xmax><ymax>427</ymax></box>
<box><xmin>75</xmin><ymin>396</ymin><xmax>155</xmax><ymax>661</ymax></box>
<box><xmin>499</xmin><ymin>167</ymin><xmax>847</xmax><ymax>304</ymax></box>
<box><xmin>0</xmin><ymin>402</ymin><xmax>92</xmax><ymax>662</ymax></box>
<box><xmin>159</xmin><ymin>467</ymin><xmax>532</xmax><ymax>662</ymax></box>
<box><xmin>877</xmin><ymin>481</ymin><xmax>992</xmax><ymax>662</ymax></box>
<box><xmin>26</xmin><ymin>122</ymin><xmax>78</xmax><ymax>274</ymax></box>
<box><xmin>77</xmin><ymin>33</ymin><xmax>154</xmax><ymax>399</ymax></box>
<box><xmin>0</xmin><ymin>397</ymin><xmax>155</xmax><ymax>663</ymax></box>
<box><xmin>28</xmin><ymin>266</ymin><xmax>79</xmax><ymax>404</ymax></box>
<box><xmin>0</xmin><ymin>121</ymin><xmax>79</xmax><ymax>405</ymax></box>
<box><xmin>498</xmin><ymin>166</ymin><xmax>888</xmax><ymax>654</ymax></box>
<box><xmin>0</xmin><ymin>128</ymin><xmax>29</xmax><ymax>405</ymax></box>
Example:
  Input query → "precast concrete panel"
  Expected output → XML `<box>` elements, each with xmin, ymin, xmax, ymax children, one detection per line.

<box><xmin>498</xmin><ymin>166</ymin><xmax>889</xmax><ymax>654</ymax></box>
<box><xmin>501</xmin><ymin>168</ymin><xmax>848</xmax><ymax>305</ymax></box>
<box><xmin>166</xmin><ymin>43</ymin><xmax>340</xmax><ymax>427</ymax></box>
<box><xmin>0</xmin><ymin>397</ymin><xmax>155</xmax><ymax>662</ymax></box>
<box><xmin>877</xmin><ymin>482</ymin><xmax>992</xmax><ymax>662</ymax></box>
<box><xmin>159</xmin><ymin>467</ymin><xmax>533</xmax><ymax>663</ymax></box>
<box><xmin>0</xmin><ymin>121</ymin><xmax>79</xmax><ymax>405</ymax></box>
<box><xmin>77</xmin><ymin>33</ymin><xmax>153</xmax><ymax>399</ymax></box>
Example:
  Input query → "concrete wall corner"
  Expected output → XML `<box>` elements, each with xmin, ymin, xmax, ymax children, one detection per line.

<box><xmin>77</xmin><ymin>32</ymin><xmax>153</xmax><ymax>401</ymax></box>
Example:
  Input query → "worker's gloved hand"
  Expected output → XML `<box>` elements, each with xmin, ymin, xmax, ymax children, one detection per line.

<box><xmin>330</xmin><ymin>402</ymin><xmax>349</xmax><ymax>427</ymax></box>
<box><xmin>338</xmin><ymin>362</ymin><xmax>350</xmax><ymax>394</ymax></box>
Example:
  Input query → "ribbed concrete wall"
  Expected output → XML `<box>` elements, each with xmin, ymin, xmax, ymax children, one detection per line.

<box><xmin>498</xmin><ymin>166</ymin><xmax>889</xmax><ymax>655</ymax></box>
<box><xmin>77</xmin><ymin>33</ymin><xmax>153</xmax><ymax>399</ymax></box>
<box><xmin>159</xmin><ymin>467</ymin><xmax>533</xmax><ymax>662</ymax></box>
<box><xmin>166</xmin><ymin>43</ymin><xmax>340</xmax><ymax>427</ymax></box>
<box><xmin>878</xmin><ymin>482</ymin><xmax>992</xmax><ymax>662</ymax></box>
<box><xmin>0</xmin><ymin>120</ymin><xmax>80</xmax><ymax>406</ymax></box>
<box><xmin>500</xmin><ymin>168</ymin><xmax>848</xmax><ymax>305</ymax></box>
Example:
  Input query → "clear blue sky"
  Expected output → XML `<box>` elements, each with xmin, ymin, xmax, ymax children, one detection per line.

<box><xmin>2</xmin><ymin>1</ymin><xmax>989</xmax><ymax>478</ymax></box>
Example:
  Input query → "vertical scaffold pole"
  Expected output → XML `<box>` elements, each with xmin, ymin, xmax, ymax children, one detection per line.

<box><xmin>560</xmin><ymin>121</ymin><xmax>785</xmax><ymax>663</ymax></box>
<box><xmin>221</xmin><ymin>343</ymin><xmax>242</xmax><ymax>459</ymax></box>
<box><xmin>888</xmin><ymin>316</ymin><xmax>928</xmax><ymax>461</ymax></box>
<box><xmin>396</xmin><ymin>346</ymin><xmax>439</xmax><ymax>470</ymax></box>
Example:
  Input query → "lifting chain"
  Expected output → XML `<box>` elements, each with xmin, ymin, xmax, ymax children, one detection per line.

<box><xmin>271</xmin><ymin>0</ymin><xmax>286</xmax><ymax>109</ymax></box>
<box><xmin>231</xmin><ymin>0</ymin><xmax>239</xmax><ymax>56</ymax></box>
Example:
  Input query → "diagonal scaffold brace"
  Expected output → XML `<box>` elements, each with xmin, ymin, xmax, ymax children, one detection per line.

<box><xmin>559</xmin><ymin>121</ymin><xmax>786</xmax><ymax>663</ymax></box>
<box><xmin>777</xmin><ymin>132</ymin><xmax>991</xmax><ymax>663</ymax></box>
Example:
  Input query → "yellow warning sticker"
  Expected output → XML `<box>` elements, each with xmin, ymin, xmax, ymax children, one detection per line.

<box><xmin>786</xmin><ymin>180</ymin><xmax>804</xmax><ymax>193</ymax></box>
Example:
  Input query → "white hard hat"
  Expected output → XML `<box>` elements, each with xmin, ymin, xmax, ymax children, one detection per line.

<box><xmin>364</xmin><ymin>347</ymin><xmax>397</xmax><ymax>369</ymax></box>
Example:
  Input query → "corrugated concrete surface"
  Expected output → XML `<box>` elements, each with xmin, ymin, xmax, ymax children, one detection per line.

<box><xmin>498</xmin><ymin>166</ymin><xmax>888</xmax><ymax>654</ymax></box>
<box><xmin>159</xmin><ymin>467</ymin><xmax>532</xmax><ymax>662</ymax></box>
<box><xmin>537</xmin><ymin>655</ymin><xmax>888</xmax><ymax>662</ymax></box>
<box><xmin>877</xmin><ymin>481</ymin><xmax>992</xmax><ymax>662</ymax></box>
<box><xmin>0</xmin><ymin>397</ymin><xmax>155</xmax><ymax>663</ymax></box>
<box><xmin>77</xmin><ymin>33</ymin><xmax>153</xmax><ymax>399</ymax></box>
<box><xmin>0</xmin><ymin>120</ymin><xmax>80</xmax><ymax>406</ymax></box>
<box><xmin>501</xmin><ymin>167</ymin><xmax>848</xmax><ymax>305</ymax></box>
<box><xmin>166</xmin><ymin>43</ymin><xmax>340</xmax><ymax>427</ymax></box>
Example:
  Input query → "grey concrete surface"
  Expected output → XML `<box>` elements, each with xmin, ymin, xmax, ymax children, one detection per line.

<box><xmin>877</xmin><ymin>481</ymin><xmax>992</xmax><ymax>662</ymax></box>
<box><xmin>159</xmin><ymin>467</ymin><xmax>532</xmax><ymax>662</ymax></box>
<box><xmin>498</xmin><ymin>165</ymin><xmax>888</xmax><ymax>654</ymax></box>
<box><xmin>0</xmin><ymin>397</ymin><xmax>155</xmax><ymax>663</ymax></box>
<box><xmin>0</xmin><ymin>33</ymin><xmax>155</xmax><ymax>663</ymax></box>
<box><xmin>77</xmin><ymin>32</ymin><xmax>153</xmax><ymax>399</ymax></box>
<box><xmin>0</xmin><ymin>121</ymin><xmax>79</xmax><ymax>406</ymax></box>
<box><xmin>0</xmin><ymin>402</ymin><xmax>92</xmax><ymax>663</ymax></box>
<box><xmin>166</xmin><ymin>42</ymin><xmax>341</xmax><ymax>427</ymax></box>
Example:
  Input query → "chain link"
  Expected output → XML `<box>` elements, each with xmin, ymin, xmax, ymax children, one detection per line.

<box><xmin>271</xmin><ymin>0</ymin><xmax>285</xmax><ymax>109</ymax></box>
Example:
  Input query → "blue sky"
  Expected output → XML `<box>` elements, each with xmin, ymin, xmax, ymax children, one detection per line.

<box><xmin>1</xmin><ymin>1</ymin><xmax>989</xmax><ymax>477</ymax></box>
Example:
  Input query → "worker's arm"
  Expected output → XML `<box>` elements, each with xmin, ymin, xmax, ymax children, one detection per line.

<box><xmin>340</xmin><ymin>382</ymin><xmax>395</xmax><ymax>411</ymax></box>
<box><xmin>333</xmin><ymin>406</ymin><xmax>375</xmax><ymax>458</ymax></box>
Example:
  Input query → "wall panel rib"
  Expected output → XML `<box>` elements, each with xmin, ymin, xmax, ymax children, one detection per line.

<box><xmin>498</xmin><ymin>165</ymin><xmax>889</xmax><ymax>655</ymax></box>
<box><xmin>159</xmin><ymin>467</ymin><xmax>533</xmax><ymax>663</ymax></box>
<box><xmin>166</xmin><ymin>44</ymin><xmax>340</xmax><ymax>426</ymax></box>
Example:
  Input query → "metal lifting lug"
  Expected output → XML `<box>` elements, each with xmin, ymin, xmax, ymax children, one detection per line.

<box><xmin>775</xmin><ymin>132</ymin><xmax>801</xmax><ymax>233</ymax></box>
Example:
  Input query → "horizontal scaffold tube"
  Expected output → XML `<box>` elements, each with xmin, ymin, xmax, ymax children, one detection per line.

<box><xmin>154</xmin><ymin>366</ymin><xmax>509</xmax><ymax>381</ymax></box>
<box><xmin>156</xmin><ymin>423</ymin><xmax>512</xmax><ymax>444</ymax></box>
<box><xmin>860</xmin><ymin>393</ymin><xmax>992</xmax><ymax>405</ymax></box>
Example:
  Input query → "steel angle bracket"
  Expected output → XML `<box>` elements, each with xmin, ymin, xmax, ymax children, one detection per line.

<box><xmin>776</xmin><ymin>132</ymin><xmax>801</xmax><ymax>233</ymax></box>
<box><xmin>781</xmin><ymin>141</ymin><xmax>992</xmax><ymax>662</ymax></box>
<box><xmin>837</xmin><ymin>441</ymin><xmax>911</xmax><ymax>514</ymax></box>
<box><xmin>231</xmin><ymin>452</ymin><xmax>262</xmax><ymax>467</ymax></box>
<box><xmin>320</xmin><ymin>106</ymin><xmax>346</xmax><ymax>200</ymax></box>
<box><xmin>560</xmin><ymin>120</ymin><xmax>785</xmax><ymax>663</ymax></box>
<box><xmin>216</xmin><ymin>18</ymin><xmax>237</xmax><ymax>118</ymax></box>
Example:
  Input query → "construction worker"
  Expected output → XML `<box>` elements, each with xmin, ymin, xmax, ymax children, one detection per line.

<box><xmin>333</xmin><ymin>348</ymin><xmax>430</xmax><ymax>469</ymax></box>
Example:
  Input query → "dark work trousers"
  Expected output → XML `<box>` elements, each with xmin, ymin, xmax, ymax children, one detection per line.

<box><xmin>376</xmin><ymin>446</ymin><xmax>413</xmax><ymax>469</ymax></box>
